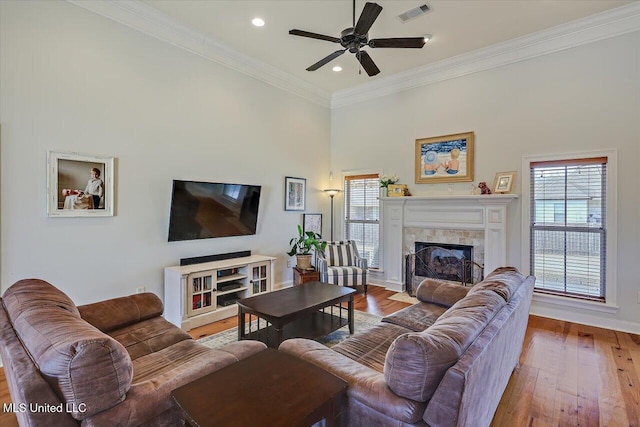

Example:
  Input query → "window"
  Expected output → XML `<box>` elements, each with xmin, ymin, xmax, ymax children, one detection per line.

<box><xmin>344</xmin><ymin>174</ymin><xmax>380</xmax><ymax>268</ymax></box>
<box><xmin>529</xmin><ymin>157</ymin><xmax>607</xmax><ymax>301</ymax></box>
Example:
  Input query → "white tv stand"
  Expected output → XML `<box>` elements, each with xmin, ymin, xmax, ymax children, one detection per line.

<box><xmin>164</xmin><ymin>254</ymin><xmax>276</xmax><ymax>331</ymax></box>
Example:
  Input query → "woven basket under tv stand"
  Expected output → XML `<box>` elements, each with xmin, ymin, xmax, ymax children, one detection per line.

<box><xmin>164</xmin><ymin>254</ymin><xmax>276</xmax><ymax>331</ymax></box>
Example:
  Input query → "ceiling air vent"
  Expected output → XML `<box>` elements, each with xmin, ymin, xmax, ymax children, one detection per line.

<box><xmin>397</xmin><ymin>3</ymin><xmax>431</xmax><ymax>23</ymax></box>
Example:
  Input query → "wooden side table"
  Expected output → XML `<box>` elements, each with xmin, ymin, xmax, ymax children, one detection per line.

<box><xmin>293</xmin><ymin>266</ymin><xmax>320</xmax><ymax>286</ymax></box>
<box><xmin>171</xmin><ymin>349</ymin><xmax>347</xmax><ymax>427</ymax></box>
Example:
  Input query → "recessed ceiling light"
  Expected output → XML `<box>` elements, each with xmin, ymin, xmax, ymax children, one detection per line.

<box><xmin>423</xmin><ymin>34</ymin><xmax>432</xmax><ymax>43</ymax></box>
<box><xmin>332</xmin><ymin>66</ymin><xmax>342</xmax><ymax>72</ymax></box>
<box><xmin>252</xmin><ymin>18</ymin><xmax>265</xmax><ymax>27</ymax></box>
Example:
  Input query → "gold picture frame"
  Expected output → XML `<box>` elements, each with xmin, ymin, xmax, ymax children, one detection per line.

<box><xmin>388</xmin><ymin>184</ymin><xmax>408</xmax><ymax>197</ymax></box>
<box><xmin>415</xmin><ymin>132</ymin><xmax>474</xmax><ymax>184</ymax></box>
<box><xmin>492</xmin><ymin>171</ymin><xmax>516</xmax><ymax>193</ymax></box>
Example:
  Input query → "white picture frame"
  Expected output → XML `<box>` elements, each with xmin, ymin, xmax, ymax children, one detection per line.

<box><xmin>47</xmin><ymin>151</ymin><xmax>115</xmax><ymax>217</ymax></box>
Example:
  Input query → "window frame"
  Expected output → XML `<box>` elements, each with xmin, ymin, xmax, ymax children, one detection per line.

<box><xmin>521</xmin><ymin>150</ymin><xmax>618</xmax><ymax>313</ymax></box>
<box><xmin>342</xmin><ymin>169</ymin><xmax>383</xmax><ymax>270</ymax></box>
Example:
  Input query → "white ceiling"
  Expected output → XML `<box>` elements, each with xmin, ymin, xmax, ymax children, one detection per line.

<box><xmin>141</xmin><ymin>0</ymin><xmax>632</xmax><ymax>94</ymax></box>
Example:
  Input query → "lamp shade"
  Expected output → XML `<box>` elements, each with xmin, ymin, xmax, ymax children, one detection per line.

<box><xmin>324</xmin><ymin>189</ymin><xmax>341</xmax><ymax>197</ymax></box>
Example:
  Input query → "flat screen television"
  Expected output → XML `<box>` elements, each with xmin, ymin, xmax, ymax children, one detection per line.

<box><xmin>168</xmin><ymin>180</ymin><xmax>261</xmax><ymax>242</ymax></box>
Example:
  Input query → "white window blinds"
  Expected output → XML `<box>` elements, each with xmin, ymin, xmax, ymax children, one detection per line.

<box><xmin>344</xmin><ymin>174</ymin><xmax>380</xmax><ymax>268</ymax></box>
<box><xmin>530</xmin><ymin>157</ymin><xmax>607</xmax><ymax>301</ymax></box>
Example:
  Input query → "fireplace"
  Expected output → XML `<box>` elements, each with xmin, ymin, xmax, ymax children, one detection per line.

<box><xmin>415</xmin><ymin>242</ymin><xmax>473</xmax><ymax>283</ymax></box>
<box><xmin>380</xmin><ymin>194</ymin><xmax>516</xmax><ymax>292</ymax></box>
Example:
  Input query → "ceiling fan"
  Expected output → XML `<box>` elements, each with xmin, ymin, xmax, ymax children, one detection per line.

<box><xmin>289</xmin><ymin>0</ymin><xmax>426</xmax><ymax>76</ymax></box>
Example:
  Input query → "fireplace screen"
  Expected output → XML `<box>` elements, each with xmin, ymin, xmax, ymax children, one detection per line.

<box><xmin>404</xmin><ymin>243</ymin><xmax>484</xmax><ymax>296</ymax></box>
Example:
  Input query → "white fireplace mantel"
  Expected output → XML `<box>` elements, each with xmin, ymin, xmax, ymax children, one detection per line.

<box><xmin>380</xmin><ymin>194</ymin><xmax>518</xmax><ymax>291</ymax></box>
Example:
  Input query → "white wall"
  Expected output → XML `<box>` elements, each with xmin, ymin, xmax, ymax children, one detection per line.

<box><xmin>331</xmin><ymin>32</ymin><xmax>640</xmax><ymax>331</ymax></box>
<box><xmin>0</xmin><ymin>1</ymin><xmax>331</xmax><ymax>303</ymax></box>
<box><xmin>2</xmin><ymin>1</ymin><xmax>639</xmax><ymax>332</ymax></box>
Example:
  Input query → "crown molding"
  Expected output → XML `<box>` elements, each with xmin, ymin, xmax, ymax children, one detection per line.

<box><xmin>66</xmin><ymin>0</ymin><xmax>331</xmax><ymax>107</ymax></box>
<box><xmin>66</xmin><ymin>1</ymin><xmax>640</xmax><ymax>110</ymax></box>
<box><xmin>332</xmin><ymin>2</ymin><xmax>640</xmax><ymax>108</ymax></box>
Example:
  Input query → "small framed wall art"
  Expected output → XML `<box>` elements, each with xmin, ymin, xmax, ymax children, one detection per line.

<box><xmin>388</xmin><ymin>184</ymin><xmax>409</xmax><ymax>197</ymax></box>
<box><xmin>415</xmin><ymin>131</ymin><xmax>474</xmax><ymax>184</ymax></box>
<box><xmin>47</xmin><ymin>151</ymin><xmax>115</xmax><ymax>217</ymax></box>
<box><xmin>284</xmin><ymin>176</ymin><xmax>306</xmax><ymax>211</ymax></box>
<box><xmin>303</xmin><ymin>213</ymin><xmax>322</xmax><ymax>236</ymax></box>
<box><xmin>492</xmin><ymin>171</ymin><xmax>516</xmax><ymax>193</ymax></box>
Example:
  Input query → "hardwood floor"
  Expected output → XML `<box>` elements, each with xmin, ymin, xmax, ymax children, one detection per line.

<box><xmin>492</xmin><ymin>315</ymin><xmax>640</xmax><ymax>427</ymax></box>
<box><xmin>0</xmin><ymin>362</ymin><xmax>17</xmax><ymax>427</ymax></box>
<box><xmin>2</xmin><ymin>285</ymin><xmax>639</xmax><ymax>426</ymax></box>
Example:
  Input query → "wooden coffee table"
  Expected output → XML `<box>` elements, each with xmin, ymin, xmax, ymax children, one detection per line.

<box><xmin>237</xmin><ymin>282</ymin><xmax>355</xmax><ymax>349</ymax></box>
<box><xmin>172</xmin><ymin>349</ymin><xmax>347</xmax><ymax>427</ymax></box>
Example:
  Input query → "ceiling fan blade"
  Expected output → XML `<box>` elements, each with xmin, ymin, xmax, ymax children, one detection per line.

<box><xmin>289</xmin><ymin>29</ymin><xmax>340</xmax><ymax>43</ymax></box>
<box><xmin>356</xmin><ymin>51</ymin><xmax>380</xmax><ymax>76</ymax></box>
<box><xmin>306</xmin><ymin>49</ymin><xmax>347</xmax><ymax>71</ymax></box>
<box><xmin>354</xmin><ymin>2</ymin><xmax>383</xmax><ymax>35</ymax></box>
<box><xmin>369</xmin><ymin>37</ymin><xmax>426</xmax><ymax>49</ymax></box>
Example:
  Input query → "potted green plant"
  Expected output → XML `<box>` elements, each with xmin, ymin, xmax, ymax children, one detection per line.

<box><xmin>287</xmin><ymin>225</ymin><xmax>327</xmax><ymax>270</ymax></box>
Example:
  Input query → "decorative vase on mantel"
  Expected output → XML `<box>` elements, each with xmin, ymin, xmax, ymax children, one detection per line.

<box><xmin>380</xmin><ymin>187</ymin><xmax>388</xmax><ymax>198</ymax></box>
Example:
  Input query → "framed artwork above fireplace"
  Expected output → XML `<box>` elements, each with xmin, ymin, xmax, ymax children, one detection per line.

<box><xmin>415</xmin><ymin>131</ymin><xmax>474</xmax><ymax>184</ymax></box>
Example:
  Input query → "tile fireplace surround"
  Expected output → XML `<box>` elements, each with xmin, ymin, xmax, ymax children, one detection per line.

<box><xmin>380</xmin><ymin>194</ymin><xmax>518</xmax><ymax>292</ymax></box>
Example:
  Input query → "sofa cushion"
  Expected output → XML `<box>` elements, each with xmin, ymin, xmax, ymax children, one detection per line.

<box><xmin>382</xmin><ymin>302</ymin><xmax>448</xmax><ymax>332</ymax></box>
<box><xmin>83</xmin><ymin>340</ymin><xmax>267</xmax><ymax>427</ymax></box>
<box><xmin>384</xmin><ymin>290</ymin><xmax>506</xmax><ymax>402</ymax></box>
<box><xmin>2</xmin><ymin>279</ymin><xmax>133</xmax><ymax>420</ymax></box>
<box><xmin>333</xmin><ymin>323</ymin><xmax>412</xmax><ymax>373</ymax></box>
<box><xmin>468</xmin><ymin>266</ymin><xmax>525</xmax><ymax>302</ymax></box>
<box><xmin>108</xmin><ymin>316</ymin><xmax>193</xmax><ymax>360</ymax></box>
<box><xmin>325</xmin><ymin>241</ymin><xmax>357</xmax><ymax>266</ymax></box>
<box><xmin>2</xmin><ymin>278</ymin><xmax>80</xmax><ymax>319</ymax></box>
<box><xmin>415</xmin><ymin>278</ymin><xmax>470</xmax><ymax>307</ymax></box>
<box><xmin>326</xmin><ymin>266</ymin><xmax>367</xmax><ymax>287</ymax></box>
<box><xmin>78</xmin><ymin>292</ymin><xmax>164</xmax><ymax>333</ymax></box>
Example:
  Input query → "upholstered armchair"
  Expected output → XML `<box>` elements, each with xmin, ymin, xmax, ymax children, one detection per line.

<box><xmin>317</xmin><ymin>240</ymin><xmax>368</xmax><ymax>294</ymax></box>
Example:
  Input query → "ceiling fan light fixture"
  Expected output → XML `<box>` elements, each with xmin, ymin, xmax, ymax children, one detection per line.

<box><xmin>332</xmin><ymin>66</ymin><xmax>343</xmax><ymax>72</ymax></box>
<box><xmin>251</xmin><ymin>18</ymin><xmax>265</xmax><ymax>27</ymax></box>
<box><xmin>289</xmin><ymin>1</ymin><xmax>424</xmax><ymax>77</ymax></box>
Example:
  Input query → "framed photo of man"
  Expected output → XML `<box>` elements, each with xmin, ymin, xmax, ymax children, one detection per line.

<box><xmin>47</xmin><ymin>151</ymin><xmax>115</xmax><ymax>217</ymax></box>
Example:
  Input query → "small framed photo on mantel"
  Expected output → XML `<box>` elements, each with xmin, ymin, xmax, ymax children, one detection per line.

<box><xmin>47</xmin><ymin>151</ymin><xmax>115</xmax><ymax>217</ymax></box>
<box><xmin>492</xmin><ymin>171</ymin><xmax>516</xmax><ymax>194</ymax></box>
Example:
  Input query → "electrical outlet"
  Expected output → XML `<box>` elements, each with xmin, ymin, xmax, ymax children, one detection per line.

<box><xmin>286</xmin><ymin>260</ymin><xmax>292</xmax><ymax>268</ymax></box>
<box><xmin>136</xmin><ymin>286</ymin><xmax>146</xmax><ymax>294</ymax></box>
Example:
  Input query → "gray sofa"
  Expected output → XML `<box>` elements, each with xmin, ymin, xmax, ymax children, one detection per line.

<box><xmin>0</xmin><ymin>279</ymin><xmax>267</xmax><ymax>426</ymax></box>
<box><xmin>280</xmin><ymin>267</ymin><xmax>534</xmax><ymax>427</ymax></box>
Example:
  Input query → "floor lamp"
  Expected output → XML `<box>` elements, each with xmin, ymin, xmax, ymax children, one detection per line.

<box><xmin>323</xmin><ymin>189</ymin><xmax>341</xmax><ymax>241</ymax></box>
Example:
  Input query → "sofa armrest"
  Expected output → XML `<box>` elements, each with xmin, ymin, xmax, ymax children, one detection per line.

<box><xmin>317</xmin><ymin>257</ymin><xmax>328</xmax><ymax>281</ymax></box>
<box><xmin>415</xmin><ymin>278</ymin><xmax>470</xmax><ymax>308</ymax></box>
<box><xmin>354</xmin><ymin>256</ymin><xmax>368</xmax><ymax>269</ymax></box>
<box><xmin>316</xmin><ymin>256</ymin><xmax>328</xmax><ymax>273</ymax></box>
<box><xmin>279</xmin><ymin>339</ymin><xmax>426</xmax><ymax>424</ymax></box>
<box><xmin>78</xmin><ymin>292</ymin><xmax>163</xmax><ymax>332</ymax></box>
